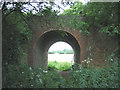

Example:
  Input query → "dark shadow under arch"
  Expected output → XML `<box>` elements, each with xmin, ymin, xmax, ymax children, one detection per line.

<box><xmin>34</xmin><ymin>30</ymin><xmax>80</xmax><ymax>69</ymax></box>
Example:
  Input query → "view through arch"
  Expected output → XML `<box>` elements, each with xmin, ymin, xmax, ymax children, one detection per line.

<box><xmin>32</xmin><ymin>30</ymin><xmax>80</xmax><ymax>69</ymax></box>
<box><xmin>48</xmin><ymin>41</ymin><xmax>74</xmax><ymax>71</ymax></box>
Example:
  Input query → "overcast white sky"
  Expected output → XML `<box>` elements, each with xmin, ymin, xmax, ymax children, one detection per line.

<box><xmin>53</xmin><ymin>0</ymin><xmax>89</xmax><ymax>13</ymax></box>
<box><xmin>49</xmin><ymin>41</ymin><xmax>73</xmax><ymax>51</ymax></box>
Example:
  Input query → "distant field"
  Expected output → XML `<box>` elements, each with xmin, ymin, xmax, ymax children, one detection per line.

<box><xmin>48</xmin><ymin>54</ymin><xmax>74</xmax><ymax>63</ymax></box>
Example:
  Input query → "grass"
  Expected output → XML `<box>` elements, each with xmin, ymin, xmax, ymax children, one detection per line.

<box><xmin>48</xmin><ymin>61</ymin><xmax>72</xmax><ymax>71</ymax></box>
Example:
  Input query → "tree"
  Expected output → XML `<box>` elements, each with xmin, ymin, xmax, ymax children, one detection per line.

<box><xmin>62</xmin><ymin>2</ymin><xmax>120</xmax><ymax>36</ymax></box>
<box><xmin>2</xmin><ymin>1</ymin><xmax>71</xmax><ymax>64</ymax></box>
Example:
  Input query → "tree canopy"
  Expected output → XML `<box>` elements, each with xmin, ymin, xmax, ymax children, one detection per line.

<box><xmin>62</xmin><ymin>2</ymin><xmax>119</xmax><ymax>36</ymax></box>
<box><xmin>2</xmin><ymin>1</ymin><xmax>119</xmax><ymax>64</ymax></box>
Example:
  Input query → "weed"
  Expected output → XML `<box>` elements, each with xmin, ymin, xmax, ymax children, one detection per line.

<box><xmin>48</xmin><ymin>61</ymin><xmax>72</xmax><ymax>71</ymax></box>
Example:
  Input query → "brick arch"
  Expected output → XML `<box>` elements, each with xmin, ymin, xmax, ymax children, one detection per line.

<box><xmin>32</xmin><ymin>30</ymin><xmax>80</xmax><ymax>69</ymax></box>
<box><xmin>27</xmin><ymin>16</ymin><xmax>118</xmax><ymax>68</ymax></box>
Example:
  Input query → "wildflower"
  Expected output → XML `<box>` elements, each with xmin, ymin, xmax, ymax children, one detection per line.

<box><xmin>29</xmin><ymin>67</ymin><xmax>32</xmax><ymax>70</ymax></box>
<box><xmin>22</xmin><ymin>72</ymin><xmax>24</xmax><ymax>74</ymax></box>
<box><xmin>39</xmin><ymin>79</ymin><xmax>43</xmax><ymax>84</ymax></box>
<box><xmin>87</xmin><ymin>61</ymin><xmax>90</xmax><ymax>63</ymax></box>
<box><xmin>43</xmin><ymin>70</ymin><xmax>48</xmax><ymax>73</ymax></box>
<box><xmin>111</xmin><ymin>59</ymin><xmax>113</xmax><ymax>61</ymax></box>
<box><xmin>31</xmin><ymin>85</ymin><xmax>33</xmax><ymax>87</ymax></box>
<box><xmin>90</xmin><ymin>59</ymin><xmax>93</xmax><ymax>61</ymax></box>
<box><xmin>36</xmin><ymin>74</ymin><xmax>40</xmax><ymax>77</ymax></box>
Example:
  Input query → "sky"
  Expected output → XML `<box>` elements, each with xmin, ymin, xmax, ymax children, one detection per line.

<box><xmin>52</xmin><ymin>0</ymin><xmax>89</xmax><ymax>14</ymax></box>
<box><xmin>48</xmin><ymin>41</ymin><xmax>73</xmax><ymax>51</ymax></box>
<box><xmin>20</xmin><ymin>0</ymin><xmax>90</xmax><ymax>14</ymax></box>
<box><xmin>4</xmin><ymin>0</ymin><xmax>89</xmax><ymax>14</ymax></box>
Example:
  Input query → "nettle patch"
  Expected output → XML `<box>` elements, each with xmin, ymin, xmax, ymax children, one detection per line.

<box><xmin>3</xmin><ymin>55</ymin><xmax>119</xmax><ymax>88</ymax></box>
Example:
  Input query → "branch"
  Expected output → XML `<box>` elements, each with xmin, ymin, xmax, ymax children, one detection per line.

<box><xmin>28</xmin><ymin>2</ymin><xmax>38</xmax><ymax>12</ymax></box>
<box><xmin>2</xmin><ymin>9</ymin><xmax>16</xmax><ymax>20</ymax></box>
<box><xmin>52</xmin><ymin>2</ymin><xmax>65</xmax><ymax>11</ymax></box>
<box><xmin>22</xmin><ymin>7</ymin><xmax>31</xmax><ymax>13</ymax></box>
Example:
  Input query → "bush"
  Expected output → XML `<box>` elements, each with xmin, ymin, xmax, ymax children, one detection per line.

<box><xmin>3</xmin><ymin>57</ymin><xmax>119</xmax><ymax>88</ymax></box>
<box><xmin>2</xmin><ymin>63</ymin><xmax>64</xmax><ymax>88</ymax></box>
<box><xmin>48</xmin><ymin>61</ymin><xmax>72</xmax><ymax>71</ymax></box>
<box><xmin>65</xmin><ymin>56</ymin><xmax>119</xmax><ymax>88</ymax></box>
<box><xmin>3</xmin><ymin>9</ymin><xmax>31</xmax><ymax>64</ymax></box>
<box><xmin>66</xmin><ymin>65</ymin><xmax>119</xmax><ymax>88</ymax></box>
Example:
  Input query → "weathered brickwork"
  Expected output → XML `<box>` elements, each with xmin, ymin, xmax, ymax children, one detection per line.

<box><xmin>26</xmin><ymin>16</ymin><xmax>118</xmax><ymax>69</ymax></box>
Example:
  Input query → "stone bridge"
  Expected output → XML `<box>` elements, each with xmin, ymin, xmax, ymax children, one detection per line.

<box><xmin>26</xmin><ymin>16</ymin><xmax>118</xmax><ymax>69</ymax></box>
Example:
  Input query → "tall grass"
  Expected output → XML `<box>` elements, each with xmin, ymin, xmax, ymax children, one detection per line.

<box><xmin>48</xmin><ymin>61</ymin><xmax>72</xmax><ymax>71</ymax></box>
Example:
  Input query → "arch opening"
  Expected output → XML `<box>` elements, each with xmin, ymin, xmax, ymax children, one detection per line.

<box><xmin>48</xmin><ymin>41</ymin><xmax>74</xmax><ymax>71</ymax></box>
<box><xmin>33</xmin><ymin>30</ymin><xmax>80</xmax><ymax>69</ymax></box>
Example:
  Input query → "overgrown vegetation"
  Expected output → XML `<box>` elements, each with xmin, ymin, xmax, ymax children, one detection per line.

<box><xmin>2</xmin><ymin>2</ymin><xmax>32</xmax><ymax>64</ymax></box>
<box><xmin>48</xmin><ymin>61</ymin><xmax>72</xmax><ymax>71</ymax></box>
<box><xmin>3</xmin><ymin>55</ymin><xmax>119</xmax><ymax>88</ymax></box>
<box><xmin>61</xmin><ymin>2</ymin><xmax>120</xmax><ymax>36</ymax></box>
<box><xmin>2</xmin><ymin>1</ymin><xmax>119</xmax><ymax>88</ymax></box>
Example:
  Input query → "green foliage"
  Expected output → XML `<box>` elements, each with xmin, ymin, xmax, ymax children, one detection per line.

<box><xmin>100</xmin><ymin>24</ymin><xmax>120</xmax><ymax>36</ymax></box>
<box><xmin>48</xmin><ymin>61</ymin><xmax>58</xmax><ymax>71</ymax></box>
<box><xmin>2</xmin><ymin>9</ymin><xmax>32</xmax><ymax>64</ymax></box>
<box><xmin>2</xmin><ymin>2</ymin><xmax>119</xmax><ymax>88</ymax></box>
<box><xmin>60</xmin><ymin>2</ymin><xmax>89</xmax><ymax>35</ymax></box>
<box><xmin>39</xmin><ymin>7</ymin><xmax>59</xmax><ymax>16</ymax></box>
<box><xmin>82</xmin><ymin>2</ymin><xmax>119</xmax><ymax>36</ymax></box>
<box><xmin>62</xmin><ymin>2</ymin><xmax>84</xmax><ymax>16</ymax></box>
<box><xmin>64</xmin><ymin>54</ymin><xmax>119</xmax><ymax>88</ymax></box>
<box><xmin>3</xmin><ymin>56</ymin><xmax>119</xmax><ymax>88</ymax></box>
<box><xmin>62</xmin><ymin>2</ymin><xmax>119</xmax><ymax>36</ymax></box>
<box><xmin>2</xmin><ymin>2</ymin><xmax>59</xmax><ymax>64</ymax></box>
<box><xmin>48</xmin><ymin>61</ymin><xmax>72</xmax><ymax>71</ymax></box>
<box><xmin>61</xmin><ymin>9</ymin><xmax>73</xmax><ymax>15</ymax></box>
<box><xmin>67</xmin><ymin>65</ymin><xmax>119</xmax><ymax>88</ymax></box>
<box><xmin>48</xmin><ymin>51</ymin><xmax>55</xmax><ymax>54</ymax></box>
<box><xmin>2</xmin><ymin>63</ymin><xmax>63</xmax><ymax>88</ymax></box>
<box><xmin>48</xmin><ymin>49</ymin><xmax>74</xmax><ymax>54</ymax></box>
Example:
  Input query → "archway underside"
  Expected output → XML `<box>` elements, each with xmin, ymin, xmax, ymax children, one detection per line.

<box><xmin>34</xmin><ymin>30</ymin><xmax>80</xmax><ymax>69</ymax></box>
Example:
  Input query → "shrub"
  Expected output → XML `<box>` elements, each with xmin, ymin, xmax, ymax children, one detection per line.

<box><xmin>48</xmin><ymin>61</ymin><xmax>72</xmax><ymax>71</ymax></box>
<box><xmin>65</xmin><ymin>56</ymin><xmax>119</xmax><ymax>88</ymax></box>
<box><xmin>3</xmin><ymin>56</ymin><xmax>119</xmax><ymax>88</ymax></box>
<box><xmin>2</xmin><ymin>63</ymin><xmax>64</xmax><ymax>88</ymax></box>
